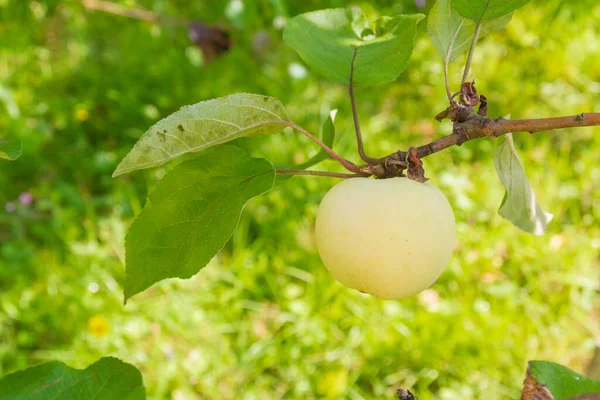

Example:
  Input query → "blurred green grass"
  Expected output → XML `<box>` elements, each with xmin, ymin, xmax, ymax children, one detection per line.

<box><xmin>1</xmin><ymin>0</ymin><xmax>599</xmax><ymax>399</ymax></box>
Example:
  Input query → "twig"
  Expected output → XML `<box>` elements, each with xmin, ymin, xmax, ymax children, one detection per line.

<box><xmin>276</xmin><ymin>170</ymin><xmax>365</xmax><ymax>179</ymax></box>
<box><xmin>493</xmin><ymin>113</ymin><xmax>600</xmax><ymax>134</ymax></box>
<box><xmin>263</xmin><ymin>121</ymin><xmax>361</xmax><ymax>173</ymax></box>
<box><xmin>349</xmin><ymin>48</ymin><xmax>380</xmax><ymax>164</ymax></box>
<box><xmin>78</xmin><ymin>0</ymin><xmax>189</xmax><ymax>25</ymax></box>
<box><xmin>358</xmin><ymin>110</ymin><xmax>600</xmax><ymax>179</ymax></box>
<box><xmin>404</xmin><ymin>112</ymin><xmax>600</xmax><ymax>160</ymax></box>
<box><xmin>461</xmin><ymin>0</ymin><xmax>491</xmax><ymax>84</ymax></box>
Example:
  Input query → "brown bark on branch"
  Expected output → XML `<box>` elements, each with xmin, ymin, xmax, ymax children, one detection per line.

<box><xmin>494</xmin><ymin>113</ymin><xmax>600</xmax><ymax>135</ymax></box>
<box><xmin>419</xmin><ymin>112</ymin><xmax>600</xmax><ymax>157</ymax></box>
<box><xmin>369</xmin><ymin>110</ymin><xmax>600</xmax><ymax>178</ymax></box>
<box><xmin>79</xmin><ymin>0</ymin><xmax>188</xmax><ymax>25</ymax></box>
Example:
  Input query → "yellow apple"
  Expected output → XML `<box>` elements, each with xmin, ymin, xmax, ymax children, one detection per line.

<box><xmin>315</xmin><ymin>177</ymin><xmax>455</xmax><ymax>300</ymax></box>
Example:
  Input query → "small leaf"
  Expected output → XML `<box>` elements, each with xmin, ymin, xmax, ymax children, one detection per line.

<box><xmin>276</xmin><ymin>110</ymin><xmax>337</xmax><ymax>182</ymax></box>
<box><xmin>0</xmin><ymin>357</ymin><xmax>145</xmax><ymax>400</ymax></box>
<box><xmin>493</xmin><ymin>133</ymin><xmax>553</xmax><ymax>235</ymax></box>
<box><xmin>452</xmin><ymin>0</ymin><xmax>531</xmax><ymax>21</ymax></box>
<box><xmin>113</xmin><ymin>93</ymin><xmax>289</xmax><ymax>177</ymax></box>
<box><xmin>0</xmin><ymin>139</ymin><xmax>21</xmax><ymax>161</ymax></box>
<box><xmin>124</xmin><ymin>145</ymin><xmax>275</xmax><ymax>301</ymax></box>
<box><xmin>283</xmin><ymin>9</ymin><xmax>424</xmax><ymax>86</ymax></box>
<box><xmin>526</xmin><ymin>361</ymin><xmax>600</xmax><ymax>400</ymax></box>
<box><xmin>297</xmin><ymin>109</ymin><xmax>337</xmax><ymax>169</ymax></box>
<box><xmin>428</xmin><ymin>0</ymin><xmax>511</xmax><ymax>64</ymax></box>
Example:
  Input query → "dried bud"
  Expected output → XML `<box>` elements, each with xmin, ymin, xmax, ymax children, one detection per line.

<box><xmin>406</xmin><ymin>147</ymin><xmax>428</xmax><ymax>183</ymax></box>
<box><xmin>397</xmin><ymin>388</ymin><xmax>418</xmax><ymax>400</ymax></box>
<box><xmin>188</xmin><ymin>22</ymin><xmax>231</xmax><ymax>63</ymax></box>
<box><xmin>461</xmin><ymin>80</ymin><xmax>480</xmax><ymax>107</ymax></box>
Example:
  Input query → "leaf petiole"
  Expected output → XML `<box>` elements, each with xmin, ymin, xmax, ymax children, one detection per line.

<box><xmin>262</xmin><ymin>120</ymin><xmax>361</xmax><ymax>173</ymax></box>
<box><xmin>276</xmin><ymin>169</ymin><xmax>366</xmax><ymax>179</ymax></box>
<box><xmin>461</xmin><ymin>0</ymin><xmax>491</xmax><ymax>84</ymax></box>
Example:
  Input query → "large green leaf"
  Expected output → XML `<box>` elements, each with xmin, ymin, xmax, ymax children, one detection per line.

<box><xmin>124</xmin><ymin>145</ymin><xmax>275</xmax><ymax>301</ymax></box>
<box><xmin>0</xmin><ymin>357</ymin><xmax>145</xmax><ymax>400</ymax></box>
<box><xmin>428</xmin><ymin>0</ymin><xmax>511</xmax><ymax>63</ymax></box>
<box><xmin>452</xmin><ymin>0</ymin><xmax>531</xmax><ymax>21</ymax></box>
<box><xmin>494</xmin><ymin>133</ymin><xmax>553</xmax><ymax>235</ymax></box>
<box><xmin>0</xmin><ymin>139</ymin><xmax>21</xmax><ymax>160</ymax></box>
<box><xmin>528</xmin><ymin>361</ymin><xmax>600</xmax><ymax>400</ymax></box>
<box><xmin>283</xmin><ymin>9</ymin><xmax>424</xmax><ymax>86</ymax></box>
<box><xmin>113</xmin><ymin>94</ymin><xmax>289</xmax><ymax>177</ymax></box>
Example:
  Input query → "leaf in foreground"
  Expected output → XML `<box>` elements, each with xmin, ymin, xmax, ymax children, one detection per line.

<box><xmin>428</xmin><ymin>0</ymin><xmax>511</xmax><ymax>64</ymax></box>
<box><xmin>0</xmin><ymin>357</ymin><xmax>145</xmax><ymax>400</ymax></box>
<box><xmin>0</xmin><ymin>139</ymin><xmax>21</xmax><ymax>160</ymax></box>
<box><xmin>523</xmin><ymin>361</ymin><xmax>600</xmax><ymax>400</ymax></box>
<box><xmin>452</xmin><ymin>0</ymin><xmax>531</xmax><ymax>21</ymax></box>
<box><xmin>124</xmin><ymin>145</ymin><xmax>275</xmax><ymax>301</ymax></box>
<box><xmin>283</xmin><ymin>8</ymin><xmax>424</xmax><ymax>86</ymax></box>
<box><xmin>493</xmin><ymin>133</ymin><xmax>553</xmax><ymax>235</ymax></box>
<box><xmin>113</xmin><ymin>93</ymin><xmax>289</xmax><ymax>177</ymax></box>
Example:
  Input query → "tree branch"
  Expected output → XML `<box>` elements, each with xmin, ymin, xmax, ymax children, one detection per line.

<box><xmin>362</xmin><ymin>110</ymin><xmax>600</xmax><ymax>179</ymax></box>
<box><xmin>349</xmin><ymin>48</ymin><xmax>380</xmax><ymax>164</ymax></box>
<box><xmin>398</xmin><ymin>112</ymin><xmax>600</xmax><ymax>162</ymax></box>
<box><xmin>276</xmin><ymin>170</ymin><xmax>366</xmax><ymax>179</ymax></box>
<box><xmin>78</xmin><ymin>0</ymin><xmax>189</xmax><ymax>25</ymax></box>
<box><xmin>493</xmin><ymin>113</ymin><xmax>600</xmax><ymax>135</ymax></box>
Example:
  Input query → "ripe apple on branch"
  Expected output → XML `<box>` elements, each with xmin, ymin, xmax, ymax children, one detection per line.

<box><xmin>111</xmin><ymin>3</ymin><xmax>599</xmax><ymax>304</ymax></box>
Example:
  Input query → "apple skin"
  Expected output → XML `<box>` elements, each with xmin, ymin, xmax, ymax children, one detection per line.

<box><xmin>315</xmin><ymin>177</ymin><xmax>456</xmax><ymax>300</ymax></box>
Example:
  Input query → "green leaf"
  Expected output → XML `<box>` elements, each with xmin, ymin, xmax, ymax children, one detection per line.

<box><xmin>428</xmin><ymin>0</ymin><xmax>511</xmax><ymax>64</ymax></box>
<box><xmin>0</xmin><ymin>139</ymin><xmax>21</xmax><ymax>160</ymax></box>
<box><xmin>283</xmin><ymin>9</ymin><xmax>424</xmax><ymax>86</ymax></box>
<box><xmin>452</xmin><ymin>0</ymin><xmax>531</xmax><ymax>21</ymax></box>
<box><xmin>0</xmin><ymin>357</ymin><xmax>145</xmax><ymax>400</ymax></box>
<box><xmin>494</xmin><ymin>133</ymin><xmax>553</xmax><ymax>235</ymax></box>
<box><xmin>296</xmin><ymin>109</ymin><xmax>337</xmax><ymax>169</ymax></box>
<box><xmin>124</xmin><ymin>145</ymin><xmax>275</xmax><ymax>301</ymax></box>
<box><xmin>113</xmin><ymin>93</ymin><xmax>289</xmax><ymax>177</ymax></box>
<box><xmin>276</xmin><ymin>110</ymin><xmax>337</xmax><ymax>182</ymax></box>
<box><xmin>528</xmin><ymin>360</ymin><xmax>600</xmax><ymax>400</ymax></box>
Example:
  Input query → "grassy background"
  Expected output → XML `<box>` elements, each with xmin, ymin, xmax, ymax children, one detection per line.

<box><xmin>1</xmin><ymin>0</ymin><xmax>599</xmax><ymax>398</ymax></box>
